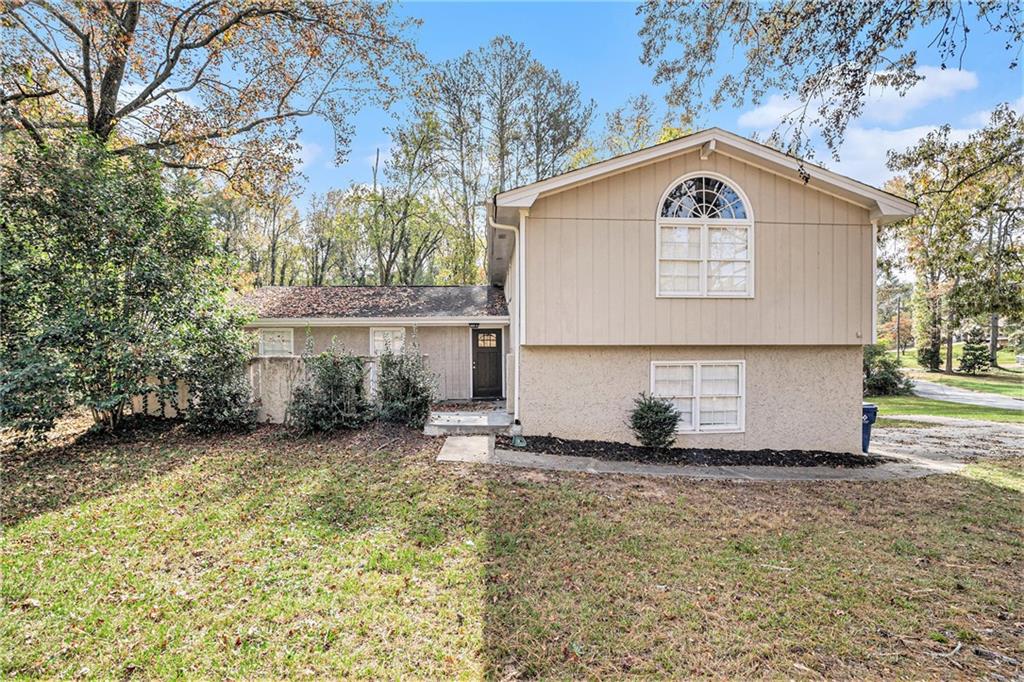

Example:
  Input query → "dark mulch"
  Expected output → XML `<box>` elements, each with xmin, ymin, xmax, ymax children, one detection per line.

<box><xmin>494</xmin><ymin>435</ymin><xmax>891</xmax><ymax>468</ymax></box>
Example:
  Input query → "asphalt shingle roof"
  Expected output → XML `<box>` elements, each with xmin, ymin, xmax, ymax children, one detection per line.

<box><xmin>241</xmin><ymin>285</ymin><xmax>508</xmax><ymax>319</ymax></box>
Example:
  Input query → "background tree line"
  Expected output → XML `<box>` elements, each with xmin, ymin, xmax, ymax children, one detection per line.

<box><xmin>198</xmin><ymin>37</ymin><xmax>693</xmax><ymax>289</ymax></box>
<box><xmin>880</xmin><ymin>104</ymin><xmax>1024</xmax><ymax>369</ymax></box>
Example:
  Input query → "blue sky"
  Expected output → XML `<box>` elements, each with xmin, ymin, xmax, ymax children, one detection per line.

<box><xmin>293</xmin><ymin>1</ymin><xmax>1024</xmax><ymax>208</ymax></box>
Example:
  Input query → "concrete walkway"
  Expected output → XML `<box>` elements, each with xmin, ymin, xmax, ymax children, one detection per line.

<box><xmin>911</xmin><ymin>378</ymin><xmax>1023</xmax><ymax>410</ymax></box>
<box><xmin>436</xmin><ymin>434</ymin><xmax>972</xmax><ymax>482</ymax></box>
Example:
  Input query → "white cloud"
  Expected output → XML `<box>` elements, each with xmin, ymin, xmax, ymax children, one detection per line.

<box><xmin>963</xmin><ymin>95</ymin><xmax>1024</xmax><ymax>126</ymax></box>
<box><xmin>828</xmin><ymin>124</ymin><xmax>975</xmax><ymax>186</ymax></box>
<box><xmin>860</xmin><ymin>66</ymin><xmax>977</xmax><ymax>124</ymax></box>
<box><xmin>737</xmin><ymin>94</ymin><xmax>801</xmax><ymax>129</ymax></box>
<box><xmin>296</xmin><ymin>139</ymin><xmax>323</xmax><ymax>171</ymax></box>
<box><xmin>737</xmin><ymin>66</ymin><xmax>978</xmax><ymax>131</ymax></box>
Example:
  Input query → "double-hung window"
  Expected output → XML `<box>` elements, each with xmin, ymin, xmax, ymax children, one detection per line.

<box><xmin>657</xmin><ymin>174</ymin><xmax>753</xmax><ymax>297</ymax></box>
<box><xmin>370</xmin><ymin>327</ymin><xmax>405</xmax><ymax>356</ymax></box>
<box><xmin>259</xmin><ymin>328</ymin><xmax>293</xmax><ymax>356</ymax></box>
<box><xmin>651</xmin><ymin>361</ymin><xmax>745</xmax><ymax>433</ymax></box>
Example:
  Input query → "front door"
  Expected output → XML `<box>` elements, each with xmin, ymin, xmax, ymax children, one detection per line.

<box><xmin>472</xmin><ymin>329</ymin><xmax>502</xmax><ymax>398</ymax></box>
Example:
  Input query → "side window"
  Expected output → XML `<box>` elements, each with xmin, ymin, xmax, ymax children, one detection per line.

<box><xmin>657</xmin><ymin>174</ymin><xmax>753</xmax><ymax>298</ymax></box>
<box><xmin>651</xmin><ymin>361</ymin><xmax>745</xmax><ymax>432</ymax></box>
<box><xmin>370</xmin><ymin>327</ymin><xmax>406</xmax><ymax>356</ymax></box>
<box><xmin>259</xmin><ymin>328</ymin><xmax>294</xmax><ymax>356</ymax></box>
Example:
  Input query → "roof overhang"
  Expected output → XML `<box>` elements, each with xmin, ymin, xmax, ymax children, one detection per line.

<box><xmin>494</xmin><ymin>127</ymin><xmax>917</xmax><ymax>226</ymax></box>
<box><xmin>247</xmin><ymin>316</ymin><xmax>510</xmax><ymax>327</ymax></box>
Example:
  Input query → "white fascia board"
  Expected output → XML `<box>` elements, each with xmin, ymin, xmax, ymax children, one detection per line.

<box><xmin>496</xmin><ymin>127</ymin><xmax>917</xmax><ymax>221</ymax></box>
<box><xmin>496</xmin><ymin>130</ymin><xmax>717</xmax><ymax>207</ymax></box>
<box><xmin>248</xmin><ymin>316</ymin><xmax>510</xmax><ymax>327</ymax></box>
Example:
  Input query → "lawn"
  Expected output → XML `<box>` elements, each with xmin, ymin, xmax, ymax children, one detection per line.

<box><xmin>895</xmin><ymin>345</ymin><xmax>1024</xmax><ymax>400</ymax></box>
<box><xmin>3</xmin><ymin>420</ymin><xmax>1023</xmax><ymax>678</ymax></box>
<box><xmin>871</xmin><ymin>395</ymin><xmax>1024</xmax><ymax>424</ymax></box>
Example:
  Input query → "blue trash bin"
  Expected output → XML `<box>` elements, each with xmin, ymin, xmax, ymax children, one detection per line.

<box><xmin>862</xmin><ymin>403</ymin><xmax>878</xmax><ymax>453</ymax></box>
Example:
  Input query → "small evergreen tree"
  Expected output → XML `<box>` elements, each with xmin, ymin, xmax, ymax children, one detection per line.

<box><xmin>958</xmin><ymin>323</ymin><xmax>991</xmax><ymax>374</ymax></box>
<box><xmin>376</xmin><ymin>339</ymin><xmax>437</xmax><ymax>430</ymax></box>
<box><xmin>628</xmin><ymin>393</ymin><xmax>679</xmax><ymax>450</ymax></box>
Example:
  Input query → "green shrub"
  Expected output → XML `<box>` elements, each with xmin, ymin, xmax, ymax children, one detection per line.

<box><xmin>627</xmin><ymin>393</ymin><xmax>679</xmax><ymax>450</ymax></box>
<box><xmin>863</xmin><ymin>344</ymin><xmax>913</xmax><ymax>396</ymax></box>
<box><xmin>376</xmin><ymin>340</ymin><xmax>437</xmax><ymax>429</ymax></box>
<box><xmin>180</xmin><ymin>307</ymin><xmax>257</xmax><ymax>433</ymax></box>
<box><xmin>0</xmin><ymin>135</ymin><xmax>243</xmax><ymax>436</ymax></box>
<box><xmin>1008</xmin><ymin>327</ymin><xmax>1024</xmax><ymax>355</ymax></box>
<box><xmin>958</xmin><ymin>323</ymin><xmax>990</xmax><ymax>374</ymax></box>
<box><xmin>286</xmin><ymin>343</ymin><xmax>372</xmax><ymax>434</ymax></box>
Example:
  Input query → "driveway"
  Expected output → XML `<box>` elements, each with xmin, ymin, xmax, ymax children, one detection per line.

<box><xmin>911</xmin><ymin>378</ymin><xmax>1023</xmax><ymax>410</ymax></box>
<box><xmin>872</xmin><ymin>415</ymin><xmax>1024</xmax><ymax>464</ymax></box>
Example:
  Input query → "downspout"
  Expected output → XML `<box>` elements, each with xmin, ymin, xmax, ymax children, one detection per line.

<box><xmin>488</xmin><ymin>196</ymin><xmax>523</xmax><ymax>421</ymax></box>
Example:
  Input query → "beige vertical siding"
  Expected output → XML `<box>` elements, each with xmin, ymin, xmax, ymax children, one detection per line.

<box><xmin>523</xmin><ymin>150</ymin><xmax>873</xmax><ymax>346</ymax></box>
<box><xmin>248</xmin><ymin>324</ymin><xmax>481</xmax><ymax>402</ymax></box>
<box><xmin>519</xmin><ymin>345</ymin><xmax>863</xmax><ymax>453</ymax></box>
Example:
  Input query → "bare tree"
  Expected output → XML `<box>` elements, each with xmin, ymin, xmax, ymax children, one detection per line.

<box><xmin>2</xmin><ymin>0</ymin><xmax>419</xmax><ymax>189</ymax></box>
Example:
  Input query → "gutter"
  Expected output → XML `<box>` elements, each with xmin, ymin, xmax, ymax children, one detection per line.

<box><xmin>488</xmin><ymin>195</ymin><xmax>523</xmax><ymax>422</ymax></box>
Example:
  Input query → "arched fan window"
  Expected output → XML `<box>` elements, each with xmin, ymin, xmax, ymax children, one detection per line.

<box><xmin>656</xmin><ymin>173</ymin><xmax>754</xmax><ymax>297</ymax></box>
<box><xmin>661</xmin><ymin>176</ymin><xmax>748</xmax><ymax>220</ymax></box>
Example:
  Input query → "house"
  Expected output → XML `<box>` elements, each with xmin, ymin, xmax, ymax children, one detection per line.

<box><xmin>244</xmin><ymin>128</ymin><xmax>915</xmax><ymax>453</ymax></box>
<box><xmin>241</xmin><ymin>285</ymin><xmax>510</xmax><ymax>421</ymax></box>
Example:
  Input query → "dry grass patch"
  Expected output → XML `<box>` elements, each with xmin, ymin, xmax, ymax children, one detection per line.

<box><xmin>3</xmin><ymin>420</ymin><xmax>1022</xmax><ymax>678</ymax></box>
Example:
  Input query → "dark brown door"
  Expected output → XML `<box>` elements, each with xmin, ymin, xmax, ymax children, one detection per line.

<box><xmin>472</xmin><ymin>329</ymin><xmax>502</xmax><ymax>398</ymax></box>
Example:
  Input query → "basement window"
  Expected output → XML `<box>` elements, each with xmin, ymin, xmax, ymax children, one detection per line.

<box><xmin>650</xmin><ymin>361</ymin><xmax>745</xmax><ymax>433</ymax></box>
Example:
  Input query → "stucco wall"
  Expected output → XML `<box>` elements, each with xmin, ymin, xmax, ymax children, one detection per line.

<box><xmin>518</xmin><ymin>345</ymin><xmax>862</xmax><ymax>453</ymax></box>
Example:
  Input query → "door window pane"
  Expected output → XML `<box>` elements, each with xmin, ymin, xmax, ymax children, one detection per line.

<box><xmin>477</xmin><ymin>332</ymin><xmax>497</xmax><ymax>348</ymax></box>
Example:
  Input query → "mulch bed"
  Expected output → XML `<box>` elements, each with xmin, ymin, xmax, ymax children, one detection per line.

<box><xmin>494</xmin><ymin>435</ymin><xmax>891</xmax><ymax>468</ymax></box>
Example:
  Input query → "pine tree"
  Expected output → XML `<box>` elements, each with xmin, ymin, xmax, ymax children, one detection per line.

<box><xmin>958</xmin><ymin>323</ymin><xmax>991</xmax><ymax>374</ymax></box>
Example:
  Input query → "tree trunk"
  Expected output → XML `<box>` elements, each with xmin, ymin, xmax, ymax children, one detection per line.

<box><xmin>989</xmin><ymin>314</ymin><xmax>999</xmax><ymax>366</ymax></box>
<box><xmin>944</xmin><ymin>307</ymin><xmax>955</xmax><ymax>373</ymax></box>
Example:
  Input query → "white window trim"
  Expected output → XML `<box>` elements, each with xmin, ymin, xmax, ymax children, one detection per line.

<box><xmin>369</xmin><ymin>327</ymin><xmax>406</xmax><ymax>356</ymax></box>
<box><xmin>655</xmin><ymin>171</ymin><xmax>755</xmax><ymax>299</ymax></box>
<box><xmin>650</xmin><ymin>360</ymin><xmax>746</xmax><ymax>434</ymax></box>
<box><xmin>258</xmin><ymin>328</ymin><xmax>294</xmax><ymax>357</ymax></box>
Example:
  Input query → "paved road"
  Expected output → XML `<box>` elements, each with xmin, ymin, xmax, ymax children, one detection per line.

<box><xmin>911</xmin><ymin>378</ymin><xmax>1023</xmax><ymax>411</ymax></box>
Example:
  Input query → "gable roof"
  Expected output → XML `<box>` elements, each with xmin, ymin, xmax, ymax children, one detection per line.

<box><xmin>241</xmin><ymin>285</ymin><xmax>508</xmax><ymax>322</ymax></box>
<box><xmin>493</xmin><ymin>127</ymin><xmax>916</xmax><ymax>225</ymax></box>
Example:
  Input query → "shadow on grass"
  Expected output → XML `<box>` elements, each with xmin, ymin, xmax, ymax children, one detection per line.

<box><xmin>5</xmin><ymin>418</ymin><xmax>1022</xmax><ymax>678</ymax></box>
<box><xmin>1</xmin><ymin>415</ymin><xmax>431</xmax><ymax>529</ymax></box>
<box><xmin>1</xmin><ymin>416</ymin><xmax>213</xmax><ymax>526</ymax></box>
<box><xmin>476</xmin><ymin>461</ymin><xmax>1024</xmax><ymax>678</ymax></box>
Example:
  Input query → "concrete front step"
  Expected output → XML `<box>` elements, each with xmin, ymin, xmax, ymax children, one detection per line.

<box><xmin>437</xmin><ymin>435</ymin><xmax>494</xmax><ymax>463</ymax></box>
<box><xmin>423</xmin><ymin>410</ymin><xmax>513</xmax><ymax>436</ymax></box>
